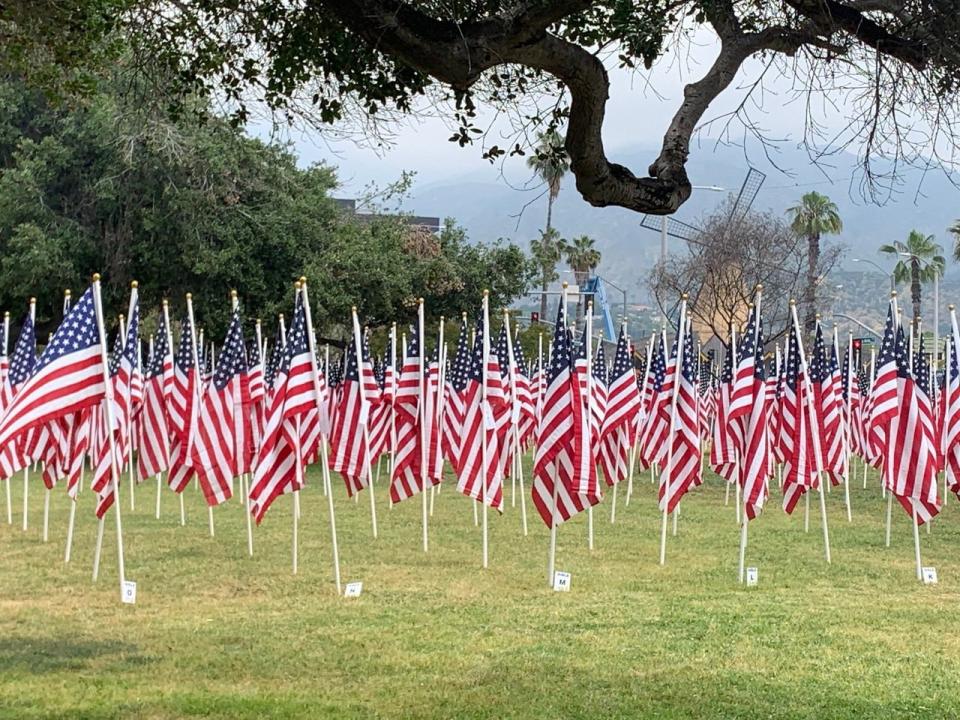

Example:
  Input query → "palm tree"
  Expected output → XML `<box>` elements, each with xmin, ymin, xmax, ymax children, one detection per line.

<box><xmin>948</xmin><ymin>219</ymin><xmax>960</xmax><ymax>261</ymax></box>
<box><xmin>564</xmin><ymin>235</ymin><xmax>602</xmax><ymax>321</ymax></box>
<box><xmin>527</xmin><ymin>129</ymin><xmax>569</xmax><ymax>238</ymax></box>
<box><xmin>786</xmin><ymin>191</ymin><xmax>843</xmax><ymax>328</ymax></box>
<box><xmin>531</xmin><ymin>227</ymin><xmax>565</xmax><ymax>319</ymax></box>
<box><xmin>880</xmin><ymin>231</ymin><xmax>945</xmax><ymax>324</ymax></box>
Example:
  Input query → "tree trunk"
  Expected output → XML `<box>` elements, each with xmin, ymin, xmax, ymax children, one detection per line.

<box><xmin>539</xmin><ymin>195</ymin><xmax>555</xmax><ymax>319</ymax></box>
<box><xmin>804</xmin><ymin>231</ymin><xmax>821</xmax><ymax>330</ymax></box>
<box><xmin>911</xmin><ymin>260</ymin><xmax>922</xmax><ymax>328</ymax></box>
<box><xmin>539</xmin><ymin>275</ymin><xmax>548</xmax><ymax>319</ymax></box>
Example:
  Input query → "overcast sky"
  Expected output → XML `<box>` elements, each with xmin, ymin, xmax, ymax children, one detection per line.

<box><xmin>253</xmin><ymin>28</ymin><xmax>857</xmax><ymax>198</ymax></box>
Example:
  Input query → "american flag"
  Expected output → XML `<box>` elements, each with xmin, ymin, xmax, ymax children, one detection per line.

<box><xmin>191</xmin><ymin>308</ymin><xmax>247</xmax><ymax>507</ymax></box>
<box><xmin>871</xmin><ymin>306</ymin><xmax>939</xmax><ymax>523</ymax></box>
<box><xmin>328</xmin><ymin>323</ymin><xmax>381</xmax><ymax>496</ymax></box>
<box><xmin>367</xmin><ymin>343</ymin><xmax>393</xmax><ymax>462</ymax></box>
<box><xmin>137</xmin><ymin>316</ymin><xmax>173</xmax><ymax>482</ymax></box>
<box><xmin>249</xmin><ymin>297</ymin><xmax>318</xmax><ymax>522</ymax></box>
<box><xmin>658</xmin><ymin>320</ymin><xmax>701</xmax><ymax>514</ymax></box>
<box><xmin>510</xmin><ymin>333</ymin><xmax>537</xmax><ymax>447</ymax></box>
<box><xmin>531</xmin><ymin>296</ymin><xmax>598</xmax><ymax>528</ymax></box>
<box><xmin>455</xmin><ymin>310</ymin><xmax>506</xmax><ymax>510</ymax></box>
<box><xmin>167</xmin><ymin>314</ymin><xmax>198</xmax><ymax>493</ymax></box>
<box><xmin>730</xmin><ymin>311</ymin><xmax>769</xmax><ymax>520</ymax></box>
<box><xmin>809</xmin><ymin>324</ymin><xmax>844</xmax><ymax>484</ymax></box>
<box><xmin>441</xmin><ymin>321</ymin><xmax>471</xmax><ymax>473</ymax></box>
<box><xmin>841</xmin><ymin>339</ymin><xmax>864</xmax><ymax>459</ymax></box>
<box><xmin>425</xmin><ymin>344</ymin><xmax>443</xmax><ymax>483</ymax></box>
<box><xmin>91</xmin><ymin>292</ymin><xmax>139</xmax><ymax>518</ymax></box>
<box><xmin>245</xmin><ymin>336</ymin><xmax>266</xmax><ymax>450</ymax></box>
<box><xmin>781</xmin><ymin>323</ymin><xmax>820</xmax><ymax>514</ymax></box>
<box><xmin>599</xmin><ymin>326</ymin><xmax>640</xmax><ymax>487</ymax></box>
<box><xmin>391</xmin><ymin>318</ymin><xmax>427</xmax><ymax>503</ymax></box>
<box><xmin>493</xmin><ymin>324</ymin><xmax>516</xmax><ymax>480</ymax></box>
<box><xmin>637</xmin><ymin>332</ymin><xmax>669</xmax><ymax>471</ymax></box>
<box><xmin>0</xmin><ymin>308</ymin><xmax>36</xmax><ymax>478</ymax></box>
<box><xmin>710</xmin><ymin>334</ymin><xmax>740</xmax><ymax>482</ymax></box>
<box><xmin>945</xmin><ymin>319</ymin><xmax>960</xmax><ymax>497</ymax></box>
<box><xmin>585</xmin><ymin>335</ymin><xmax>607</xmax><ymax>452</ymax></box>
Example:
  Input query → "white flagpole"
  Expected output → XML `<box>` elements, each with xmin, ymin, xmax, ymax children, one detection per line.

<box><xmin>2</xmin><ymin>311</ymin><xmax>9</xmax><ymax>526</ymax></box>
<box><xmin>585</xmin><ymin>302</ymin><xmax>595</xmax><ymax>550</ymax></box>
<box><xmin>162</xmin><ymin>301</ymin><xmax>185</xmax><ymax>526</ymax></box>
<box><xmin>725</xmin><ymin>324</ymin><xmax>738</xmax><ymax>513</ymax></box>
<box><xmin>738</xmin><ymin>286</ymin><xmax>762</xmax><ymax>582</ymax></box>
<box><xmin>388</xmin><ymin>323</ymin><xmax>397</xmax><ymax>494</ymax></box>
<box><xmin>42</xmin><ymin>327</ymin><xmax>55</xmax><ymax>543</ymax></box>
<box><xmin>660</xmin><ymin>295</ymin><xmax>687</xmax><ymax>566</ymax></box>
<box><xmin>22</xmin><ymin>297</ymin><xmax>35</xmax><ymax>533</ymax></box>
<box><xmin>611</xmin><ymin>321</ymin><xmax>631</xmax><ymax>523</ymax></box>
<box><xmin>480</xmin><ymin>290</ymin><xmax>490</xmax><ymax>568</ymax></box>
<box><xmin>351</xmin><ymin>308</ymin><xmax>379</xmax><ymax>538</ymax></box>
<box><xmin>229</xmin><ymin>290</ymin><xmax>255</xmax><ymax>559</ymax></box>
<box><xmin>431</xmin><ymin>322</ymin><xmax>445</xmax><ymax>517</ymax></box>
<box><xmin>91</xmin><ymin>275</ymin><xmax>127</xmax><ymax>597</ymax></box>
<box><xmin>126</xmin><ymin>286</ymin><xmax>139</xmax><ymax>514</ymax></box>
<box><xmin>504</xmin><ymin>316</ymin><xmax>527</xmax><ymax>535</ymax></box>
<box><xmin>789</xmin><ymin>301</ymin><xmax>831</xmax><ymax>563</ymax></box>
<box><xmin>945</xmin><ymin>318</ymin><xmax>955</xmax><ymax>506</ymax></box>
<box><xmin>392</xmin><ymin>331</ymin><xmax>406</xmax><ymax>511</ymax></box>
<box><xmin>546</xmin><ymin>284</ymin><xmax>568</xmax><ymax>586</ymax></box>
<box><xmin>628</xmin><ymin>333</ymin><xmax>654</xmax><ymax>507</ymax></box>
<box><xmin>185</xmin><ymin>294</ymin><xmax>214</xmax><ymax>537</ymax></box>
<box><xmin>300</xmin><ymin>280</ymin><xmax>340</xmax><ymax>591</ymax></box>
<box><xmin>842</xmin><ymin>329</ymin><xmax>853</xmax><ymax>522</ymax></box>
<box><xmin>145</xmin><ymin>334</ymin><xmax>161</xmax><ymax>520</ymax></box>
<box><xmin>418</xmin><ymin>299</ymin><xmax>429</xmax><ymax>552</ymax></box>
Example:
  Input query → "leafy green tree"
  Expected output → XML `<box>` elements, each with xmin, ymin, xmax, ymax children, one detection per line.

<box><xmin>0</xmin><ymin>75</ymin><xmax>533</xmax><ymax>339</ymax></box>
<box><xmin>4</xmin><ymin>2</ymin><xmax>955</xmax><ymax>217</ymax></box>
<box><xmin>786</xmin><ymin>191</ymin><xmax>843</xmax><ymax>328</ymax></box>
<box><xmin>880</xmin><ymin>231</ymin><xmax>945</xmax><ymax>324</ymax></box>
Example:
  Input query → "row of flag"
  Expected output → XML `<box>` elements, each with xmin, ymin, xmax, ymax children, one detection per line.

<box><xmin>0</xmin><ymin>276</ymin><xmax>951</xmax><ymax>593</ymax></box>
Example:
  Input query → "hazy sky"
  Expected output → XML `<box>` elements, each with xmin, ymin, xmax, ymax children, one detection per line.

<box><xmin>254</xmin><ymin>28</ymin><xmax>855</xmax><ymax>199</ymax></box>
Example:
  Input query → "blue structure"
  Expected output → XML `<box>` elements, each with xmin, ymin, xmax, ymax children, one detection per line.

<box><xmin>582</xmin><ymin>277</ymin><xmax>616</xmax><ymax>341</ymax></box>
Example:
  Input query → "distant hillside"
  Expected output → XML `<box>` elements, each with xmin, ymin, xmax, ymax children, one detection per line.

<box><xmin>405</xmin><ymin>143</ymin><xmax>960</xmax><ymax>308</ymax></box>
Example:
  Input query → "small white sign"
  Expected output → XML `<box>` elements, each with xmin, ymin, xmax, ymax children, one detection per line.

<box><xmin>553</xmin><ymin>571</ymin><xmax>571</xmax><ymax>592</ymax></box>
<box><xmin>344</xmin><ymin>581</ymin><xmax>363</xmax><ymax>597</ymax></box>
<box><xmin>745</xmin><ymin>567</ymin><xmax>759</xmax><ymax>587</ymax></box>
<box><xmin>358</xmin><ymin>401</ymin><xmax>370</xmax><ymax>427</ymax></box>
<box><xmin>121</xmin><ymin>580</ymin><xmax>137</xmax><ymax>604</ymax></box>
<box><xmin>922</xmin><ymin>567</ymin><xmax>939</xmax><ymax>585</ymax></box>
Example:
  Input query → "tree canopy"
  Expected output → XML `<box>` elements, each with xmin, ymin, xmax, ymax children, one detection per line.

<box><xmin>4</xmin><ymin>1</ymin><xmax>959</xmax><ymax>216</ymax></box>
<box><xmin>0</xmin><ymin>75</ymin><xmax>534</xmax><ymax>338</ymax></box>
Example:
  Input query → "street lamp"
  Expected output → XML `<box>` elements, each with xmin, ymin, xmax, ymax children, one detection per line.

<box><xmin>659</xmin><ymin>185</ymin><xmax>727</xmax><ymax>265</ymax></box>
<box><xmin>851</xmin><ymin>257</ymin><xmax>895</xmax><ymax>292</ymax></box>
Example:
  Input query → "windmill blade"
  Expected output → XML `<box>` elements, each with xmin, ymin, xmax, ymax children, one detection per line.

<box><xmin>728</xmin><ymin>167</ymin><xmax>766</xmax><ymax>224</ymax></box>
<box><xmin>639</xmin><ymin>213</ymin><xmax>701</xmax><ymax>241</ymax></box>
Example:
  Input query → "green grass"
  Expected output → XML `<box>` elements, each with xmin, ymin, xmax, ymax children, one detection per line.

<box><xmin>2</xmin><ymin>458</ymin><xmax>960</xmax><ymax>719</ymax></box>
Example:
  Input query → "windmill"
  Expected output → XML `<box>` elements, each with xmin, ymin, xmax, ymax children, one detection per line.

<box><xmin>637</xmin><ymin>167</ymin><xmax>767</xmax><ymax>371</ymax></box>
<box><xmin>639</xmin><ymin>167</ymin><xmax>766</xmax><ymax>253</ymax></box>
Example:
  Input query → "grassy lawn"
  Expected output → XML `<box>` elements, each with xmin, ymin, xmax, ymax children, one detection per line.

<box><xmin>2</xmin><ymin>457</ymin><xmax>959</xmax><ymax>719</ymax></box>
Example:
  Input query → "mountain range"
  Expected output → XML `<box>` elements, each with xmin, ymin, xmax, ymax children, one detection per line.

<box><xmin>403</xmin><ymin>141</ymin><xmax>960</xmax><ymax>308</ymax></box>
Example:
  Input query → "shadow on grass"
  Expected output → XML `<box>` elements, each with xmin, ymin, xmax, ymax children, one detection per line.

<box><xmin>0</xmin><ymin>635</ymin><xmax>148</xmax><ymax>673</ymax></box>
